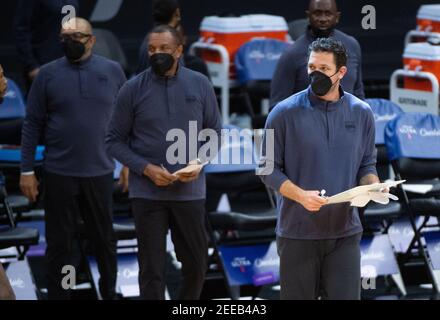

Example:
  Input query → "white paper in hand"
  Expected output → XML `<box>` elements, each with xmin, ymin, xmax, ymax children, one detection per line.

<box><xmin>172</xmin><ymin>159</ymin><xmax>208</xmax><ymax>177</ymax></box>
<box><xmin>325</xmin><ymin>180</ymin><xmax>405</xmax><ymax>207</ymax></box>
<box><xmin>350</xmin><ymin>191</ymin><xmax>399</xmax><ymax>207</ymax></box>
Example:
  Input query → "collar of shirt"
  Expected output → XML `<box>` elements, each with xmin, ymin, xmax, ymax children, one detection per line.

<box><xmin>305</xmin><ymin>25</ymin><xmax>337</xmax><ymax>41</ymax></box>
<box><xmin>307</xmin><ymin>85</ymin><xmax>345</xmax><ymax>111</ymax></box>
<box><xmin>64</xmin><ymin>54</ymin><xmax>94</xmax><ymax>69</ymax></box>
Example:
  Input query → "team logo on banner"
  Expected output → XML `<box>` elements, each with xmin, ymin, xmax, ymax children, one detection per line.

<box><xmin>398</xmin><ymin>125</ymin><xmax>417</xmax><ymax>139</ymax></box>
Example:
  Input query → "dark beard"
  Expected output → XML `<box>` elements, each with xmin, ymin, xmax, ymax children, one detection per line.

<box><xmin>310</xmin><ymin>26</ymin><xmax>335</xmax><ymax>38</ymax></box>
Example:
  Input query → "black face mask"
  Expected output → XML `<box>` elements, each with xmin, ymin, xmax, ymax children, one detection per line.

<box><xmin>310</xmin><ymin>25</ymin><xmax>335</xmax><ymax>38</ymax></box>
<box><xmin>309</xmin><ymin>70</ymin><xmax>339</xmax><ymax>96</ymax></box>
<box><xmin>150</xmin><ymin>53</ymin><xmax>175</xmax><ymax>76</ymax></box>
<box><xmin>62</xmin><ymin>38</ymin><xmax>86</xmax><ymax>62</ymax></box>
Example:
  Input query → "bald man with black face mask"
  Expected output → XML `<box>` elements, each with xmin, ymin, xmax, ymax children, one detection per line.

<box><xmin>270</xmin><ymin>0</ymin><xmax>365</xmax><ymax>109</ymax></box>
<box><xmin>20</xmin><ymin>18</ymin><xmax>126</xmax><ymax>300</ymax></box>
<box><xmin>107</xmin><ymin>25</ymin><xmax>221</xmax><ymax>300</ymax></box>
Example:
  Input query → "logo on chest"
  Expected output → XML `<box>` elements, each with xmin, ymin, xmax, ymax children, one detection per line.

<box><xmin>345</xmin><ymin>121</ymin><xmax>356</xmax><ymax>131</ymax></box>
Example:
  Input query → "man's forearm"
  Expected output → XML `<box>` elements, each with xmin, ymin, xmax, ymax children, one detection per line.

<box><xmin>279</xmin><ymin>180</ymin><xmax>304</xmax><ymax>203</ymax></box>
<box><xmin>359</xmin><ymin>173</ymin><xmax>380</xmax><ymax>186</ymax></box>
<box><xmin>106</xmin><ymin>140</ymin><xmax>149</xmax><ymax>176</ymax></box>
<box><xmin>20</xmin><ymin>117</ymin><xmax>43</xmax><ymax>172</ymax></box>
<box><xmin>0</xmin><ymin>264</ymin><xmax>15</xmax><ymax>300</ymax></box>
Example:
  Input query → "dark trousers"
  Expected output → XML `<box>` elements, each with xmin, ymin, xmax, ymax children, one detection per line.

<box><xmin>131</xmin><ymin>199</ymin><xmax>208</xmax><ymax>300</ymax></box>
<box><xmin>43</xmin><ymin>171</ymin><xmax>117</xmax><ymax>300</ymax></box>
<box><xmin>277</xmin><ymin>232</ymin><xmax>362</xmax><ymax>300</ymax></box>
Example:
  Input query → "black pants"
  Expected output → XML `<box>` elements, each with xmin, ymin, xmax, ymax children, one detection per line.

<box><xmin>277</xmin><ymin>232</ymin><xmax>362</xmax><ymax>300</ymax></box>
<box><xmin>131</xmin><ymin>199</ymin><xmax>208</xmax><ymax>300</ymax></box>
<box><xmin>44</xmin><ymin>171</ymin><xmax>117</xmax><ymax>300</ymax></box>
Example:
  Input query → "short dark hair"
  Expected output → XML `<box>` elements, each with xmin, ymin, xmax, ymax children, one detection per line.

<box><xmin>148</xmin><ymin>24</ymin><xmax>183</xmax><ymax>46</ymax></box>
<box><xmin>152</xmin><ymin>0</ymin><xmax>179</xmax><ymax>25</ymax></box>
<box><xmin>308</xmin><ymin>37</ymin><xmax>347</xmax><ymax>70</ymax></box>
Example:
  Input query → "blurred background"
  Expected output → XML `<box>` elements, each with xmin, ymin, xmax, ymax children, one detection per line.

<box><xmin>1</xmin><ymin>0</ymin><xmax>437</xmax><ymax>96</ymax></box>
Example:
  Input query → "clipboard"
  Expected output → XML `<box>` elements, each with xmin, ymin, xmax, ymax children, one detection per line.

<box><xmin>326</xmin><ymin>180</ymin><xmax>406</xmax><ymax>205</ymax></box>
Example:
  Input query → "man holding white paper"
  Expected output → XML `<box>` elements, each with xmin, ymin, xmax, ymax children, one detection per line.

<box><xmin>260</xmin><ymin>38</ymin><xmax>381</xmax><ymax>300</ymax></box>
<box><xmin>106</xmin><ymin>25</ymin><xmax>221</xmax><ymax>300</ymax></box>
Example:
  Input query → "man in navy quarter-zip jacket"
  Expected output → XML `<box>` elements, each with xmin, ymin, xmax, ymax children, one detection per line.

<box><xmin>20</xmin><ymin>18</ymin><xmax>126</xmax><ymax>300</ymax></box>
<box><xmin>260</xmin><ymin>38</ymin><xmax>381</xmax><ymax>300</ymax></box>
<box><xmin>106</xmin><ymin>25</ymin><xmax>222</xmax><ymax>300</ymax></box>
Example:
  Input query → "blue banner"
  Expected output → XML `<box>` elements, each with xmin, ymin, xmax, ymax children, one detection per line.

<box><xmin>218</xmin><ymin>241</ymin><xmax>279</xmax><ymax>287</ymax></box>
<box><xmin>0</xmin><ymin>78</ymin><xmax>25</xmax><ymax>120</ymax></box>
<box><xmin>385</xmin><ymin>113</ymin><xmax>440</xmax><ymax>161</ymax></box>
<box><xmin>387</xmin><ymin>218</ymin><xmax>416</xmax><ymax>254</ymax></box>
<box><xmin>0</xmin><ymin>146</ymin><xmax>45</xmax><ymax>163</ymax></box>
<box><xmin>5</xmin><ymin>258</ymin><xmax>38</xmax><ymax>300</ymax></box>
<box><xmin>360</xmin><ymin>234</ymin><xmax>400</xmax><ymax>277</ymax></box>
<box><xmin>235</xmin><ymin>39</ymin><xmax>288</xmax><ymax>85</ymax></box>
<box><xmin>366</xmin><ymin>98</ymin><xmax>404</xmax><ymax>145</ymax></box>
<box><xmin>424</xmin><ymin>231</ymin><xmax>440</xmax><ymax>270</ymax></box>
<box><xmin>205</xmin><ymin>125</ymin><xmax>257</xmax><ymax>173</ymax></box>
<box><xmin>89</xmin><ymin>253</ymin><xmax>140</xmax><ymax>298</ymax></box>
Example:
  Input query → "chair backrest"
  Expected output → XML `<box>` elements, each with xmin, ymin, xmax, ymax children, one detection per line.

<box><xmin>0</xmin><ymin>146</ymin><xmax>45</xmax><ymax>163</ymax></box>
<box><xmin>366</xmin><ymin>98</ymin><xmax>404</xmax><ymax>146</ymax></box>
<box><xmin>234</xmin><ymin>39</ymin><xmax>289</xmax><ymax>85</ymax></box>
<box><xmin>367</xmin><ymin>99</ymin><xmax>405</xmax><ymax>179</ymax></box>
<box><xmin>205</xmin><ymin>124</ymin><xmax>257</xmax><ymax>175</ymax></box>
<box><xmin>0</xmin><ymin>78</ymin><xmax>25</xmax><ymax>120</ymax></box>
<box><xmin>92</xmin><ymin>28</ymin><xmax>129</xmax><ymax>73</ymax></box>
<box><xmin>0</xmin><ymin>173</ymin><xmax>15</xmax><ymax>227</ymax></box>
<box><xmin>385</xmin><ymin>113</ymin><xmax>440</xmax><ymax>180</ymax></box>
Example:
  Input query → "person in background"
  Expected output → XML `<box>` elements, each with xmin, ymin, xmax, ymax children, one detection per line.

<box><xmin>175</xmin><ymin>25</ymin><xmax>210</xmax><ymax>78</ymax></box>
<box><xmin>0</xmin><ymin>64</ymin><xmax>16</xmax><ymax>301</ymax></box>
<box><xmin>136</xmin><ymin>0</ymin><xmax>181</xmax><ymax>75</ymax></box>
<box><xmin>270</xmin><ymin>0</ymin><xmax>365</xmax><ymax>109</ymax></box>
<box><xmin>0</xmin><ymin>262</ymin><xmax>14</xmax><ymax>300</ymax></box>
<box><xmin>13</xmin><ymin>0</ymin><xmax>79</xmax><ymax>89</ymax></box>
<box><xmin>20</xmin><ymin>18</ymin><xmax>126</xmax><ymax>300</ymax></box>
<box><xmin>120</xmin><ymin>0</ymin><xmax>209</xmax><ymax>193</ymax></box>
<box><xmin>0</xmin><ymin>65</ymin><xmax>7</xmax><ymax>103</ymax></box>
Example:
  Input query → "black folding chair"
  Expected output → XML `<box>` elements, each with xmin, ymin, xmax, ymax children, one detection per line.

<box><xmin>363</xmin><ymin>99</ymin><xmax>405</xmax><ymax>234</ymax></box>
<box><xmin>0</xmin><ymin>172</ymin><xmax>39</xmax><ymax>260</ymax></box>
<box><xmin>385</xmin><ymin>112</ymin><xmax>440</xmax><ymax>295</ymax></box>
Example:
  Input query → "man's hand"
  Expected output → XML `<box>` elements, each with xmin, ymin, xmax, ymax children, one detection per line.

<box><xmin>176</xmin><ymin>170</ymin><xmax>201</xmax><ymax>183</ymax></box>
<box><xmin>118</xmin><ymin>166</ymin><xmax>129</xmax><ymax>193</ymax></box>
<box><xmin>0</xmin><ymin>64</ymin><xmax>7</xmax><ymax>98</ymax></box>
<box><xmin>143</xmin><ymin>164</ymin><xmax>177</xmax><ymax>187</ymax></box>
<box><xmin>298</xmin><ymin>190</ymin><xmax>328</xmax><ymax>212</ymax></box>
<box><xmin>359</xmin><ymin>174</ymin><xmax>389</xmax><ymax>193</ymax></box>
<box><xmin>20</xmin><ymin>174</ymin><xmax>39</xmax><ymax>202</ymax></box>
<box><xmin>175</xmin><ymin>160</ymin><xmax>203</xmax><ymax>183</ymax></box>
<box><xmin>280</xmin><ymin>180</ymin><xmax>328</xmax><ymax>213</ymax></box>
<box><xmin>28</xmin><ymin>68</ymin><xmax>40</xmax><ymax>81</ymax></box>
